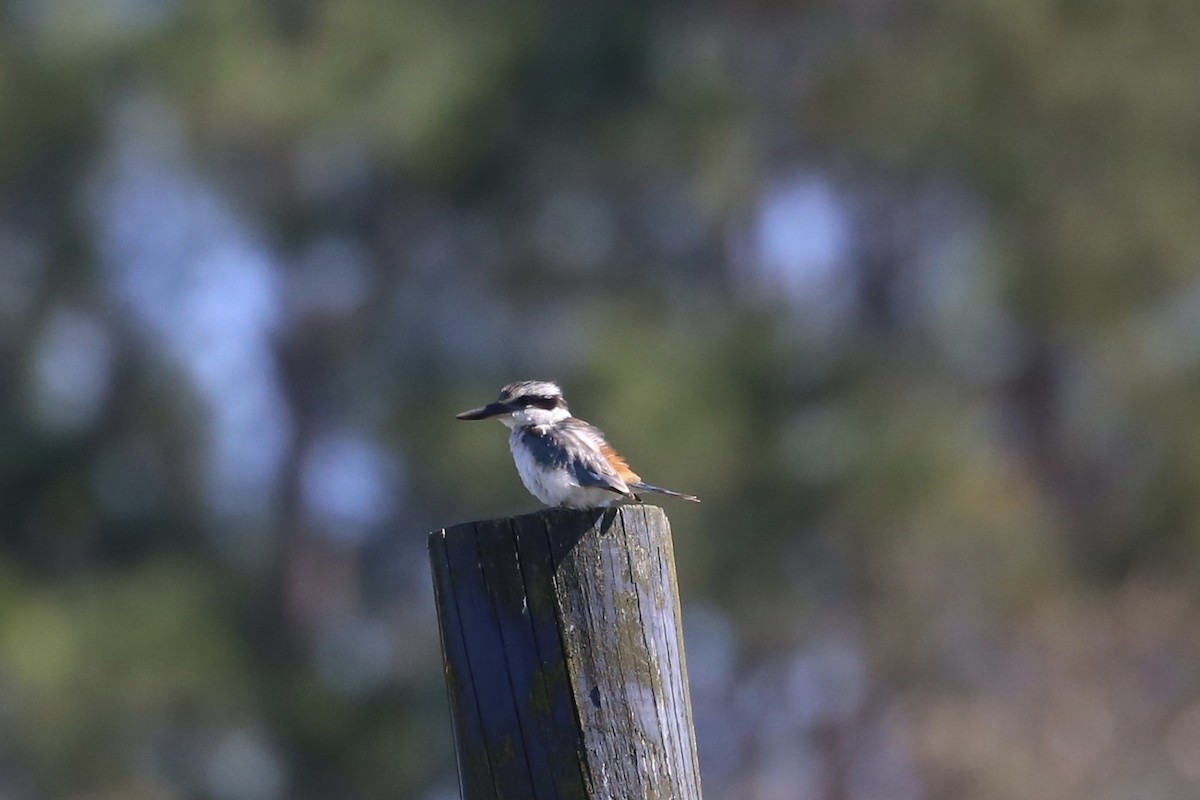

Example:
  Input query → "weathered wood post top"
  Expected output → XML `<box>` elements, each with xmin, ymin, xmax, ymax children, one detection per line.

<box><xmin>428</xmin><ymin>504</ymin><xmax>702</xmax><ymax>800</ymax></box>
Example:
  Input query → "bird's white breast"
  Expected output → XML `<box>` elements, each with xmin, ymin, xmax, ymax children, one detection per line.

<box><xmin>508</xmin><ymin>430</ymin><xmax>617</xmax><ymax>509</ymax></box>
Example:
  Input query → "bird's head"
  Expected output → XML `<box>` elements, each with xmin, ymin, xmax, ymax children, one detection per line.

<box><xmin>456</xmin><ymin>380</ymin><xmax>570</xmax><ymax>429</ymax></box>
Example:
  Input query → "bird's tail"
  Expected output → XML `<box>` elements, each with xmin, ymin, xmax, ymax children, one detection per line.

<box><xmin>629</xmin><ymin>482</ymin><xmax>700</xmax><ymax>503</ymax></box>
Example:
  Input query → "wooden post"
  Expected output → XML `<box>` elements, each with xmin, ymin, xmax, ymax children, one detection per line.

<box><xmin>428</xmin><ymin>504</ymin><xmax>702</xmax><ymax>800</ymax></box>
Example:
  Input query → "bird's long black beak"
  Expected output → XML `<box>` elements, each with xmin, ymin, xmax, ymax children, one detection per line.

<box><xmin>455</xmin><ymin>401</ymin><xmax>511</xmax><ymax>420</ymax></box>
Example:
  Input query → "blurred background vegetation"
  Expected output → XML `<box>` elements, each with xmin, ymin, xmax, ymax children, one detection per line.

<box><xmin>3</xmin><ymin>0</ymin><xmax>1200</xmax><ymax>798</ymax></box>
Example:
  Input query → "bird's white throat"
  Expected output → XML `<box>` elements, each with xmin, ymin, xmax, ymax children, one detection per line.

<box><xmin>499</xmin><ymin>405</ymin><xmax>572</xmax><ymax>430</ymax></box>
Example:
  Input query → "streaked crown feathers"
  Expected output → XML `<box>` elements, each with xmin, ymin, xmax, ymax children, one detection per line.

<box><xmin>499</xmin><ymin>380</ymin><xmax>567</xmax><ymax>409</ymax></box>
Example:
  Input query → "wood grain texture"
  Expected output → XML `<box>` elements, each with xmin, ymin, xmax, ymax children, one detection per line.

<box><xmin>429</xmin><ymin>505</ymin><xmax>702</xmax><ymax>800</ymax></box>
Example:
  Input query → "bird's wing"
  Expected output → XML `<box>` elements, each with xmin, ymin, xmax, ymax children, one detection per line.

<box><xmin>519</xmin><ymin>420</ymin><xmax>633</xmax><ymax>495</ymax></box>
<box><xmin>561</xmin><ymin>418</ymin><xmax>641</xmax><ymax>493</ymax></box>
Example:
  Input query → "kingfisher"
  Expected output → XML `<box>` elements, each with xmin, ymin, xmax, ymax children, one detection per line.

<box><xmin>456</xmin><ymin>380</ymin><xmax>700</xmax><ymax>509</ymax></box>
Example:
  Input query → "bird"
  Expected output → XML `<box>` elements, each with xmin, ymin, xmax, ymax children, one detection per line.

<box><xmin>456</xmin><ymin>380</ymin><xmax>700</xmax><ymax>509</ymax></box>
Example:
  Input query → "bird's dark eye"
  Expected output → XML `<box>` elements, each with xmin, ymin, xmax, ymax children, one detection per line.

<box><xmin>513</xmin><ymin>396</ymin><xmax>559</xmax><ymax>410</ymax></box>
<box><xmin>506</xmin><ymin>395</ymin><xmax>560</xmax><ymax>409</ymax></box>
